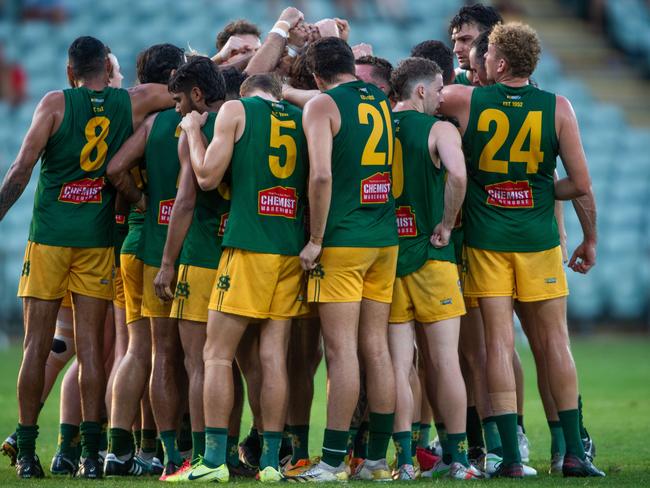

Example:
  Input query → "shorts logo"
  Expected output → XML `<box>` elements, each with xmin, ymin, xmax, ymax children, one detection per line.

<box><xmin>545</xmin><ymin>277</ymin><xmax>557</xmax><ymax>284</ymax></box>
<box><xmin>395</xmin><ymin>206</ymin><xmax>417</xmax><ymax>237</ymax></box>
<box><xmin>258</xmin><ymin>186</ymin><xmax>297</xmax><ymax>219</ymax></box>
<box><xmin>158</xmin><ymin>198</ymin><xmax>175</xmax><ymax>225</ymax></box>
<box><xmin>361</xmin><ymin>172</ymin><xmax>391</xmax><ymax>204</ymax></box>
<box><xmin>21</xmin><ymin>260</ymin><xmax>30</xmax><ymax>277</ymax></box>
<box><xmin>115</xmin><ymin>214</ymin><xmax>126</xmax><ymax>224</ymax></box>
<box><xmin>218</xmin><ymin>212</ymin><xmax>229</xmax><ymax>237</ymax></box>
<box><xmin>58</xmin><ymin>177</ymin><xmax>105</xmax><ymax>204</ymax></box>
<box><xmin>309</xmin><ymin>264</ymin><xmax>325</xmax><ymax>279</ymax></box>
<box><xmin>441</xmin><ymin>298</ymin><xmax>453</xmax><ymax>305</ymax></box>
<box><xmin>175</xmin><ymin>281</ymin><xmax>190</xmax><ymax>299</ymax></box>
<box><xmin>485</xmin><ymin>180</ymin><xmax>534</xmax><ymax>208</ymax></box>
<box><xmin>217</xmin><ymin>274</ymin><xmax>231</xmax><ymax>291</ymax></box>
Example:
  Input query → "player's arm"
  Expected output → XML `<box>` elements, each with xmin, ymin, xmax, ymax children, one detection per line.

<box><xmin>0</xmin><ymin>91</ymin><xmax>61</xmax><ymax>221</ymax></box>
<box><xmin>245</xmin><ymin>7</ymin><xmax>304</xmax><ymax>75</ymax></box>
<box><xmin>554</xmin><ymin>95</ymin><xmax>597</xmax><ymax>273</ymax></box>
<box><xmin>299</xmin><ymin>94</ymin><xmax>337</xmax><ymax>270</ymax></box>
<box><xmin>106</xmin><ymin>114</ymin><xmax>154</xmax><ymax>209</ymax></box>
<box><xmin>128</xmin><ymin>83</ymin><xmax>174</xmax><ymax>129</ymax></box>
<box><xmin>154</xmin><ymin>133</ymin><xmax>199</xmax><ymax>301</ymax></box>
<box><xmin>282</xmin><ymin>85</ymin><xmax>320</xmax><ymax>108</ymax></box>
<box><xmin>438</xmin><ymin>84</ymin><xmax>473</xmax><ymax>134</ymax></box>
<box><xmin>553</xmin><ymin>170</ymin><xmax>569</xmax><ymax>263</ymax></box>
<box><xmin>181</xmin><ymin>101</ymin><xmax>243</xmax><ymax>191</ymax></box>
<box><xmin>430</xmin><ymin>121</ymin><xmax>467</xmax><ymax>248</ymax></box>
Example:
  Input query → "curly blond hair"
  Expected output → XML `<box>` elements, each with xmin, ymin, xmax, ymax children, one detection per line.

<box><xmin>489</xmin><ymin>22</ymin><xmax>541</xmax><ymax>79</ymax></box>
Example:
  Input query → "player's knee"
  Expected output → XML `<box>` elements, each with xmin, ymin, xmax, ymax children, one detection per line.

<box><xmin>50</xmin><ymin>334</ymin><xmax>75</xmax><ymax>363</ymax></box>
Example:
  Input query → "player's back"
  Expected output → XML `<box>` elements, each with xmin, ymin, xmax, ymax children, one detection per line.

<box><xmin>30</xmin><ymin>86</ymin><xmax>132</xmax><ymax>248</ymax></box>
<box><xmin>325</xmin><ymin>79</ymin><xmax>397</xmax><ymax>248</ymax></box>
<box><xmin>462</xmin><ymin>82</ymin><xmax>559</xmax><ymax>252</ymax></box>
<box><xmin>223</xmin><ymin>96</ymin><xmax>307</xmax><ymax>256</ymax></box>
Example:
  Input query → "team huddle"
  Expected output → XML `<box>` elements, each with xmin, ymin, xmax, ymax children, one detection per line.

<box><xmin>0</xmin><ymin>2</ymin><xmax>606</xmax><ymax>483</ymax></box>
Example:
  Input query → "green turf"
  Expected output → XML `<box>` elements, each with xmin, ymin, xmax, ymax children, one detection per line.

<box><xmin>0</xmin><ymin>335</ymin><xmax>648</xmax><ymax>486</ymax></box>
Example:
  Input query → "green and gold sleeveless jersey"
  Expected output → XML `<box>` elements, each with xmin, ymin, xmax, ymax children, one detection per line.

<box><xmin>393</xmin><ymin>111</ymin><xmax>455</xmax><ymax>277</ymax></box>
<box><xmin>324</xmin><ymin>80</ymin><xmax>398</xmax><ymax>247</ymax></box>
<box><xmin>463</xmin><ymin>83</ymin><xmax>559</xmax><ymax>252</ymax></box>
<box><xmin>454</xmin><ymin>70</ymin><xmax>472</xmax><ymax>86</ymax></box>
<box><xmin>29</xmin><ymin>86</ymin><xmax>132</xmax><ymax>247</ymax></box>
<box><xmin>179</xmin><ymin>113</ymin><xmax>231</xmax><ymax>269</ymax></box>
<box><xmin>137</xmin><ymin>109</ymin><xmax>182</xmax><ymax>266</ymax></box>
<box><xmin>222</xmin><ymin>96</ymin><xmax>307</xmax><ymax>256</ymax></box>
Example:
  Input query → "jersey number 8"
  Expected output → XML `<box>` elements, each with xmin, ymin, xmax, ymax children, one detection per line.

<box><xmin>80</xmin><ymin>116</ymin><xmax>111</xmax><ymax>172</ymax></box>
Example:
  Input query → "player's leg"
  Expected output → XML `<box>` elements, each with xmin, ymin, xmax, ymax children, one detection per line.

<box><xmin>149</xmin><ymin>316</ymin><xmax>182</xmax><ymax>472</ymax></box>
<box><xmin>512</xmin><ymin>347</ymin><xmax>529</xmax><ymax>462</ymax></box>
<box><xmin>284</xmin><ymin>317</ymin><xmax>322</xmax><ymax>473</ymax></box>
<box><xmin>50</xmin><ymin>359</ymin><xmax>82</xmax><ymax>475</ymax></box>
<box><xmin>105</xmin><ymin>305</ymin><xmax>127</xmax><ymax>417</ymax></box>
<box><xmin>236</xmin><ymin>326</ymin><xmax>263</xmax><ymax>467</ymax></box>
<box><xmin>388</xmin><ymin>321</ymin><xmax>416</xmax><ymax>479</ymax></box>
<box><xmin>257</xmin><ymin>319</ymin><xmax>291</xmax><ymax>473</ymax></box>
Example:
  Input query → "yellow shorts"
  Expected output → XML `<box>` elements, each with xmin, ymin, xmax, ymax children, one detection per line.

<box><xmin>171</xmin><ymin>264</ymin><xmax>216</xmax><ymax>324</ymax></box>
<box><xmin>307</xmin><ymin>246</ymin><xmax>398</xmax><ymax>304</ymax></box>
<box><xmin>61</xmin><ymin>291</ymin><xmax>72</xmax><ymax>308</ymax></box>
<box><xmin>458</xmin><ymin>258</ymin><xmax>479</xmax><ymax>309</ymax></box>
<box><xmin>389</xmin><ymin>260</ymin><xmax>466</xmax><ymax>324</ymax></box>
<box><xmin>113</xmin><ymin>268</ymin><xmax>125</xmax><ymax>309</ymax></box>
<box><xmin>464</xmin><ymin>246</ymin><xmax>568</xmax><ymax>302</ymax></box>
<box><xmin>209</xmin><ymin>248</ymin><xmax>306</xmax><ymax>320</ymax></box>
<box><xmin>142</xmin><ymin>264</ymin><xmax>175</xmax><ymax>319</ymax></box>
<box><xmin>18</xmin><ymin>241</ymin><xmax>114</xmax><ymax>301</ymax></box>
<box><xmin>120</xmin><ymin>254</ymin><xmax>144</xmax><ymax>324</ymax></box>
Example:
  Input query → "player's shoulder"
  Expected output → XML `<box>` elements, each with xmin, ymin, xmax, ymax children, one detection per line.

<box><xmin>37</xmin><ymin>90</ymin><xmax>65</xmax><ymax>111</ymax></box>
<box><xmin>303</xmin><ymin>92</ymin><xmax>337</xmax><ymax>116</ymax></box>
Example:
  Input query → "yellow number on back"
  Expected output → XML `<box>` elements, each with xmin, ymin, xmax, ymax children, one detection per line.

<box><xmin>269</xmin><ymin>115</ymin><xmax>297</xmax><ymax>179</ymax></box>
<box><xmin>392</xmin><ymin>138</ymin><xmax>404</xmax><ymax>198</ymax></box>
<box><xmin>80</xmin><ymin>116</ymin><xmax>110</xmax><ymax>172</ymax></box>
<box><xmin>358</xmin><ymin>100</ymin><xmax>393</xmax><ymax>166</ymax></box>
<box><xmin>477</xmin><ymin>109</ymin><xmax>544</xmax><ymax>174</ymax></box>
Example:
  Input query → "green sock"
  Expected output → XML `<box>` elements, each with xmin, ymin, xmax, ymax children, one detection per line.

<box><xmin>289</xmin><ymin>425</ymin><xmax>310</xmax><ymax>463</ymax></box>
<box><xmin>109</xmin><ymin>427</ymin><xmax>133</xmax><ymax>457</ymax></box>
<box><xmin>548</xmin><ymin>420</ymin><xmax>566</xmax><ymax>456</ymax></box>
<box><xmin>57</xmin><ymin>423</ymin><xmax>80</xmax><ymax>459</ymax></box>
<box><xmin>410</xmin><ymin>422</ymin><xmax>420</xmax><ymax>454</ymax></box>
<box><xmin>466</xmin><ymin>407</ymin><xmax>484</xmax><ymax>448</ymax></box>
<box><xmin>80</xmin><ymin>421</ymin><xmax>101</xmax><ymax>459</ymax></box>
<box><xmin>347</xmin><ymin>427</ymin><xmax>358</xmax><ymax>454</ymax></box>
<box><xmin>354</xmin><ymin>422</ymin><xmax>369</xmax><ymax>458</ymax></box>
<box><xmin>517</xmin><ymin>415</ymin><xmax>525</xmax><ymax>434</ymax></box>
<box><xmin>322</xmin><ymin>428</ymin><xmax>349</xmax><ymax>467</ymax></box>
<box><xmin>558</xmin><ymin>409</ymin><xmax>586</xmax><ymax>460</ymax></box>
<box><xmin>367</xmin><ymin>412</ymin><xmax>394</xmax><ymax>461</ymax></box>
<box><xmin>204</xmin><ymin>427</ymin><xmax>228</xmax><ymax>468</ymax></box>
<box><xmin>260</xmin><ymin>431</ymin><xmax>283</xmax><ymax>470</ymax></box>
<box><xmin>281</xmin><ymin>426</ymin><xmax>292</xmax><ymax>453</ymax></box>
<box><xmin>227</xmin><ymin>435</ymin><xmax>240</xmax><ymax>466</ymax></box>
<box><xmin>16</xmin><ymin>424</ymin><xmax>38</xmax><ymax>460</ymax></box>
<box><xmin>418</xmin><ymin>423</ymin><xmax>431</xmax><ymax>448</ymax></box>
<box><xmin>99</xmin><ymin>418</ymin><xmax>108</xmax><ymax>452</ymax></box>
<box><xmin>578</xmin><ymin>395</ymin><xmax>588</xmax><ymax>439</ymax></box>
<box><xmin>178</xmin><ymin>414</ymin><xmax>193</xmax><ymax>454</ymax></box>
<box><xmin>393</xmin><ymin>431</ymin><xmax>412</xmax><ymax>466</ymax></box>
<box><xmin>192</xmin><ymin>431</ymin><xmax>205</xmax><ymax>463</ymax></box>
<box><xmin>434</xmin><ymin>422</ymin><xmax>450</xmax><ymax>464</ymax></box>
<box><xmin>447</xmin><ymin>432</ymin><xmax>470</xmax><ymax>467</ymax></box>
<box><xmin>493</xmin><ymin>414</ymin><xmax>521</xmax><ymax>465</ymax></box>
<box><xmin>482</xmin><ymin>417</ymin><xmax>503</xmax><ymax>456</ymax></box>
<box><xmin>133</xmin><ymin>430</ymin><xmax>142</xmax><ymax>453</ymax></box>
<box><xmin>156</xmin><ymin>438</ymin><xmax>165</xmax><ymax>462</ymax></box>
<box><xmin>160</xmin><ymin>430</ymin><xmax>183</xmax><ymax>465</ymax></box>
<box><xmin>141</xmin><ymin>429</ymin><xmax>157</xmax><ymax>454</ymax></box>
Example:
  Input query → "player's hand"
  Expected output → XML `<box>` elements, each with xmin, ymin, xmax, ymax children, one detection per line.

<box><xmin>315</xmin><ymin>18</ymin><xmax>340</xmax><ymax>38</ymax></box>
<box><xmin>135</xmin><ymin>192</ymin><xmax>147</xmax><ymax>213</ymax></box>
<box><xmin>278</xmin><ymin>7</ymin><xmax>304</xmax><ymax>29</ymax></box>
<box><xmin>154</xmin><ymin>264</ymin><xmax>176</xmax><ymax>301</ymax></box>
<box><xmin>352</xmin><ymin>43</ymin><xmax>373</xmax><ymax>59</ymax></box>
<box><xmin>305</xmin><ymin>23</ymin><xmax>321</xmax><ymax>43</ymax></box>
<box><xmin>334</xmin><ymin>18</ymin><xmax>350</xmax><ymax>41</ymax></box>
<box><xmin>288</xmin><ymin>22</ymin><xmax>309</xmax><ymax>49</ymax></box>
<box><xmin>568</xmin><ymin>239</ymin><xmax>596</xmax><ymax>274</ymax></box>
<box><xmin>430</xmin><ymin>222</ymin><xmax>452</xmax><ymax>248</ymax></box>
<box><xmin>180</xmin><ymin>111</ymin><xmax>208</xmax><ymax>132</ymax></box>
<box><xmin>300</xmin><ymin>240</ymin><xmax>322</xmax><ymax>271</ymax></box>
<box><xmin>560</xmin><ymin>236</ymin><xmax>569</xmax><ymax>264</ymax></box>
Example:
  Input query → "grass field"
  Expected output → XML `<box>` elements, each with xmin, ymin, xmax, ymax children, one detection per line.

<box><xmin>0</xmin><ymin>335</ymin><xmax>648</xmax><ymax>486</ymax></box>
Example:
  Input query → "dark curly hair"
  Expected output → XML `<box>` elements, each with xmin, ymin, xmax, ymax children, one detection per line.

<box><xmin>168</xmin><ymin>56</ymin><xmax>226</xmax><ymax>104</ymax></box>
<box><xmin>448</xmin><ymin>3</ymin><xmax>502</xmax><ymax>35</ymax></box>
<box><xmin>136</xmin><ymin>43</ymin><xmax>185</xmax><ymax>84</ymax></box>
<box><xmin>216</xmin><ymin>19</ymin><xmax>261</xmax><ymax>50</ymax></box>
<box><xmin>410</xmin><ymin>40</ymin><xmax>454</xmax><ymax>85</ymax></box>
<box><xmin>305</xmin><ymin>37</ymin><xmax>355</xmax><ymax>84</ymax></box>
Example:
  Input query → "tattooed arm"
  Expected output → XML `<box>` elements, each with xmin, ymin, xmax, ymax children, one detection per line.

<box><xmin>0</xmin><ymin>91</ymin><xmax>61</xmax><ymax>220</ymax></box>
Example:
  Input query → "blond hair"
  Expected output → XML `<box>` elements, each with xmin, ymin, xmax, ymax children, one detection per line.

<box><xmin>489</xmin><ymin>22</ymin><xmax>541</xmax><ymax>79</ymax></box>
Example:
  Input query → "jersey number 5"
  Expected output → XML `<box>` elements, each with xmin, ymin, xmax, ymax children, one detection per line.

<box><xmin>80</xmin><ymin>116</ymin><xmax>110</xmax><ymax>172</ymax></box>
<box><xmin>477</xmin><ymin>109</ymin><xmax>544</xmax><ymax>174</ymax></box>
<box><xmin>358</xmin><ymin>101</ymin><xmax>394</xmax><ymax>166</ymax></box>
<box><xmin>269</xmin><ymin>115</ymin><xmax>297</xmax><ymax>179</ymax></box>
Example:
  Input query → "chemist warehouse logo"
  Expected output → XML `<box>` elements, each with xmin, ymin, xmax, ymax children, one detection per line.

<box><xmin>258</xmin><ymin>186</ymin><xmax>298</xmax><ymax>219</ymax></box>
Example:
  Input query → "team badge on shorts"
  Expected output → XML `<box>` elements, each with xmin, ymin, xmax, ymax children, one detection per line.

<box><xmin>217</xmin><ymin>274</ymin><xmax>231</xmax><ymax>291</ymax></box>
